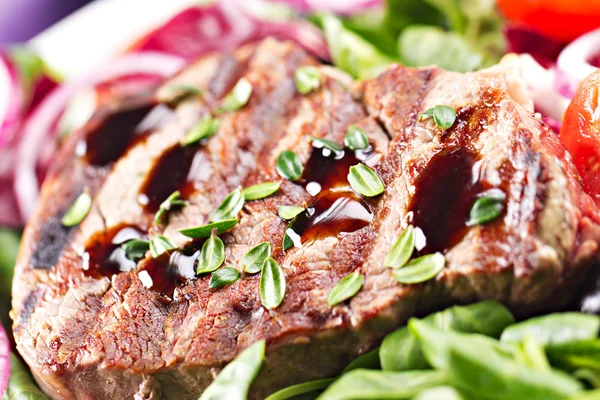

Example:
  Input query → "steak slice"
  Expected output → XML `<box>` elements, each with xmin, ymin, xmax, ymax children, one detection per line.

<box><xmin>11</xmin><ymin>39</ymin><xmax>600</xmax><ymax>400</ymax></box>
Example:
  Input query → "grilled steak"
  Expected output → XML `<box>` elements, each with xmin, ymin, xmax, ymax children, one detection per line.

<box><xmin>11</xmin><ymin>39</ymin><xmax>600</xmax><ymax>399</ymax></box>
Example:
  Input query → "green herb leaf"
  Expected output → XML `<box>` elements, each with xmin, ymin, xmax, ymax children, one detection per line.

<box><xmin>260</xmin><ymin>257</ymin><xmax>286</xmax><ymax>309</ymax></box>
<box><xmin>216</xmin><ymin>77</ymin><xmax>253</xmax><ymax>113</ymax></box>
<box><xmin>419</xmin><ymin>108</ymin><xmax>434</xmax><ymax>121</ymax></box>
<box><xmin>276</xmin><ymin>150</ymin><xmax>303</xmax><ymax>181</ymax></box>
<box><xmin>327</xmin><ymin>271</ymin><xmax>364</xmax><ymax>306</ymax></box>
<box><xmin>199</xmin><ymin>340</ymin><xmax>265</xmax><ymax>400</ymax></box>
<box><xmin>318</xmin><ymin>369</ymin><xmax>448</xmax><ymax>400</ymax></box>
<box><xmin>344</xmin><ymin>125</ymin><xmax>369</xmax><ymax>150</ymax></box>
<box><xmin>182</xmin><ymin>114</ymin><xmax>220</xmax><ymax>146</ymax></box>
<box><xmin>168</xmin><ymin>84</ymin><xmax>203</xmax><ymax>97</ymax></box>
<box><xmin>196</xmin><ymin>231</ymin><xmax>225</xmax><ymax>274</ymax></box>
<box><xmin>384</xmin><ymin>225</ymin><xmax>415</xmax><ymax>269</ymax></box>
<box><xmin>409</xmin><ymin>320</ymin><xmax>583</xmax><ymax>400</ymax></box>
<box><xmin>348</xmin><ymin>164</ymin><xmax>384</xmax><ymax>197</ymax></box>
<box><xmin>242</xmin><ymin>182</ymin><xmax>280</xmax><ymax>201</ymax></box>
<box><xmin>467</xmin><ymin>189</ymin><xmax>506</xmax><ymax>226</ymax></box>
<box><xmin>380</xmin><ymin>301</ymin><xmax>514</xmax><ymax>372</ymax></box>
<box><xmin>121</xmin><ymin>239</ymin><xmax>150</xmax><ymax>261</ymax></box>
<box><xmin>420</xmin><ymin>105</ymin><xmax>456</xmax><ymax>129</ymax></box>
<box><xmin>393</xmin><ymin>253</ymin><xmax>445</xmax><ymax>284</ymax></box>
<box><xmin>282</xmin><ymin>225</ymin><xmax>301</xmax><ymax>251</ymax></box>
<box><xmin>399</xmin><ymin>26</ymin><xmax>483</xmax><ymax>73</ymax></box>
<box><xmin>61</xmin><ymin>190</ymin><xmax>92</xmax><ymax>227</ymax></box>
<box><xmin>209</xmin><ymin>267</ymin><xmax>241</xmax><ymax>289</ymax></box>
<box><xmin>501</xmin><ymin>313</ymin><xmax>600</xmax><ymax>347</ymax></box>
<box><xmin>0</xmin><ymin>229</ymin><xmax>21</xmax><ymax>298</ymax></box>
<box><xmin>266</xmin><ymin>378</ymin><xmax>334</xmax><ymax>400</ymax></box>
<box><xmin>210</xmin><ymin>188</ymin><xmax>245</xmax><ymax>223</ymax></box>
<box><xmin>179</xmin><ymin>219</ymin><xmax>239</xmax><ymax>238</ymax></box>
<box><xmin>4</xmin><ymin>352</ymin><xmax>49</xmax><ymax>400</ymax></box>
<box><xmin>312</xmin><ymin>136</ymin><xmax>342</xmax><ymax>152</ymax></box>
<box><xmin>149</xmin><ymin>235</ymin><xmax>177</xmax><ymax>258</ymax></box>
<box><xmin>242</xmin><ymin>242</ymin><xmax>271</xmax><ymax>274</ymax></box>
<box><xmin>294</xmin><ymin>65</ymin><xmax>321</xmax><ymax>94</ymax></box>
<box><xmin>277</xmin><ymin>205</ymin><xmax>304</xmax><ymax>220</ymax></box>
<box><xmin>154</xmin><ymin>190</ymin><xmax>186</xmax><ymax>225</ymax></box>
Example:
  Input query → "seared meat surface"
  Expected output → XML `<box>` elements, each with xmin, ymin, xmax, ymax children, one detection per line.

<box><xmin>11</xmin><ymin>39</ymin><xmax>600</xmax><ymax>399</ymax></box>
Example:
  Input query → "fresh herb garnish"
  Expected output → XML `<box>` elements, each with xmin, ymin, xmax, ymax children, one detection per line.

<box><xmin>210</xmin><ymin>188</ymin><xmax>245</xmax><ymax>223</ymax></box>
<box><xmin>384</xmin><ymin>225</ymin><xmax>415</xmax><ymax>269</ymax></box>
<box><xmin>311</xmin><ymin>136</ymin><xmax>343</xmax><ymax>152</ymax></box>
<box><xmin>149</xmin><ymin>235</ymin><xmax>177</xmax><ymax>258</ymax></box>
<box><xmin>277</xmin><ymin>205</ymin><xmax>304</xmax><ymax>220</ymax></box>
<box><xmin>419</xmin><ymin>105</ymin><xmax>456</xmax><ymax>129</ymax></box>
<box><xmin>260</xmin><ymin>257</ymin><xmax>286</xmax><ymax>309</ymax></box>
<box><xmin>121</xmin><ymin>239</ymin><xmax>150</xmax><ymax>261</ymax></box>
<box><xmin>199</xmin><ymin>340</ymin><xmax>265</xmax><ymax>400</ymax></box>
<box><xmin>182</xmin><ymin>114</ymin><xmax>220</xmax><ymax>146</ymax></box>
<box><xmin>467</xmin><ymin>190</ymin><xmax>505</xmax><ymax>226</ymax></box>
<box><xmin>294</xmin><ymin>65</ymin><xmax>321</xmax><ymax>94</ymax></box>
<box><xmin>242</xmin><ymin>182</ymin><xmax>280</xmax><ymax>201</ymax></box>
<box><xmin>393</xmin><ymin>253</ymin><xmax>445</xmax><ymax>284</ymax></box>
<box><xmin>169</xmin><ymin>84</ymin><xmax>203</xmax><ymax>97</ymax></box>
<box><xmin>327</xmin><ymin>271</ymin><xmax>364</xmax><ymax>306</ymax></box>
<box><xmin>209</xmin><ymin>267</ymin><xmax>241</xmax><ymax>289</ymax></box>
<box><xmin>348</xmin><ymin>163</ymin><xmax>384</xmax><ymax>197</ymax></box>
<box><xmin>282</xmin><ymin>224</ymin><xmax>301</xmax><ymax>251</ymax></box>
<box><xmin>276</xmin><ymin>150</ymin><xmax>303</xmax><ymax>181</ymax></box>
<box><xmin>344</xmin><ymin>125</ymin><xmax>369</xmax><ymax>150</ymax></box>
<box><xmin>179</xmin><ymin>219</ymin><xmax>239</xmax><ymax>238</ymax></box>
<box><xmin>154</xmin><ymin>190</ymin><xmax>186</xmax><ymax>225</ymax></box>
<box><xmin>265</xmin><ymin>379</ymin><xmax>335</xmax><ymax>400</ymax></box>
<box><xmin>196</xmin><ymin>230</ymin><xmax>225</xmax><ymax>274</ymax></box>
<box><xmin>61</xmin><ymin>190</ymin><xmax>92</xmax><ymax>227</ymax></box>
<box><xmin>216</xmin><ymin>77</ymin><xmax>253</xmax><ymax>113</ymax></box>
<box><xmin>242</xmin><ymin>242</ymin><xmax>271</xmax><ymax>274</ymax></box>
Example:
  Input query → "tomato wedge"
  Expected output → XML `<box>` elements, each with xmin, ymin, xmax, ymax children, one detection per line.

<box><xmin>559</xmin><ymin>70</ymin><xmax>600</xmax><ymax>204</ymax></box>
<box><xmin>498</xmin><ymin>0</ymin><xmax>600</xmax><ymax>43</ymax></box>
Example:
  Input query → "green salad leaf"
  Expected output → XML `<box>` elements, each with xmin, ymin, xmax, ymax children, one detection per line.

<box><xmin>501</xmin><ymin>313</ymin><xmax>600</xmax><ymax>346</ymax></box>
<box><xmin>200</xmin><ymin>340</ymin><xmax>265</xmax><ymax>400</ymax></box>
<box><xmin>398</xmin><ymin>26</ymin><xmax>482</xmax><ymax>72</ymax></box>
<box><xmin>4</xmin><ymin>352</ymin><xmax>49</xmax><ymax>399</ymax></box>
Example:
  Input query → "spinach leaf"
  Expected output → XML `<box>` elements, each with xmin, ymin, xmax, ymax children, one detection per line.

<box><xmin>265</xmin><ymin>379</ymin><xmax>334</xmax><ymax>400</ymax></box>
<box><xmin>398</xmin><ymin>26</ymin><xmax>482</xmax><ymax>72</ymax></box>
<box><xmin>380</xmin><ymin>301</ymin><xmax>514</xmax><ymax>371</ymax></box>
<box><xmin>342</xmin><ymin>348</ymin><xmax>381</xmax><ymax>373</ymax></box>
<box><xmin>4</xmin><ymin>352</ymin><xmax>49</xmax><ymax>399</ymax></box>
<box><xmin>546</xmin><ymin>339</ymin><xmax>600</xmax><ymax>373</ymax></box>
<box><xmin>409</xmin><ymin>320</ymin><xmax>583</xmax><ymax>400</ymax></box>
<box><xmin>320</xmin><ymin>14</ymin><xmax>396</xmax><ymax>79</ymax></box>
<box><xmin>501</xmin><ymin>313</ymin><xmax>600</xmax><ymax>346</ymax></box>
<box><xmin>317</xmin><ymin>369</ymin><xmax>447</xmax><ymax>400</ymax></box>
<box><xmin>0</xmin><ymin>229</ymin><xmax>21</xmax><ymax>298</ymax></box>
<box><xmin>412</xmin><ymin>386</ymin><xmax>469</xmax><ymax>400</ymax></box>
<box><xmin>199</xmin><ymin>340</ymin><xmax>265</xmax><ymax>400</ymax></box>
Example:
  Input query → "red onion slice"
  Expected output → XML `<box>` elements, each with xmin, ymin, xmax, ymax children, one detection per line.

<box><xmin>14</xmin><ymin>52</ymin><xmax>185</xmax><ymax>223</ymax></box>
<box><xmin>556</xmin><ymin>28</ymin><xmax>600</xmax><ymax>98</ymax></box>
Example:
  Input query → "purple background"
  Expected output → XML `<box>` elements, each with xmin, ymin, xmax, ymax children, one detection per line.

<box><xmin>0</xmin><ymin>0</ymin><xmax>91</xmax><ymax>44</ymax></box>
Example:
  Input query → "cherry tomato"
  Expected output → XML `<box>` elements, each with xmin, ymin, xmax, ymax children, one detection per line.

<box><xmin>497</xmin><ymin>0</ymin><xmax>600</xmax><ymax>43</ymax></box>
<box><xmin>560</xmin><ymin>70</ymin><xmax>600</xmax><ymax>203</ymax></box>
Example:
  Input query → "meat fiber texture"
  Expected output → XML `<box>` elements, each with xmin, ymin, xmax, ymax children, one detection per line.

<box><xmin>11</xmin><ymin>39</ymin><xmax>600</xmax><ymax>399</ymax></box>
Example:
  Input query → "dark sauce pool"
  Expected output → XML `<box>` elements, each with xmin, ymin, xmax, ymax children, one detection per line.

<box><xmin>137</xmin><ymin>249</ymin><xmax>199</xmax><ymax>297</ymax></box>
<box><xmin>83</xmin><ymin>225</ymin><xmax>147</xmax><ymax>278</ymax></box>
<box><xmin>287</xmin><ymin>145</ymin><xmax>376</xmax><ymax>244</ymax></box>
<box><xmin>407</xmin><ymin>148</ymin><xmax>483</xmax><ymax>255</ymax></box>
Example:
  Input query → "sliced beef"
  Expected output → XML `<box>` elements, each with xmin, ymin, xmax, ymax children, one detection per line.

<box><xmin>11</xmin><ymin>40</ymin><xmax>600</xmax><ymax>400</ymax></box>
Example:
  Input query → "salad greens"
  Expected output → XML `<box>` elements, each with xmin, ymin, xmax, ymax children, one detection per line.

<box><xmin>3</xmin><ymin>353</ymin><xmax>48</xmax><ymax>400</ymax></box>
<box><xmin>261</xmin><ymin>301</ymin><xmax>600</xmax><ymax>400</ymax></box>
<box><xmin>318</xmin><ymin>0</ymin><xmax>506</xmax><ymax>79</ymax></box>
